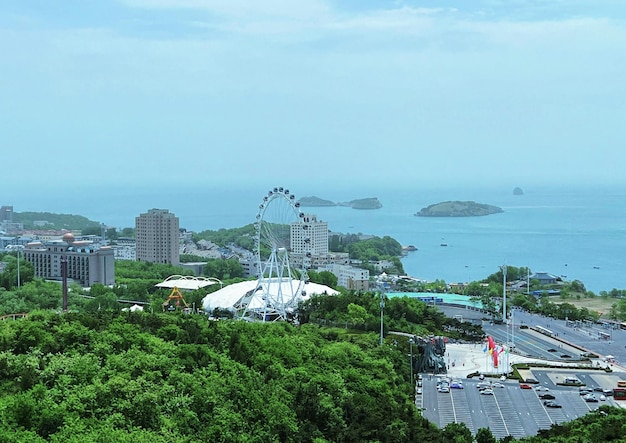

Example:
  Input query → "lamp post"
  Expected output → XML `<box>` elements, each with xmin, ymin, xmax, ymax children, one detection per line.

<box><xmin>13</xmin><ymin>237</ymin><xmax>21</xmax><ymax>290</ymax></box>
<box><xmin>379</xmin><ymin>291</ymin><xmax>385</xmax><ymax>346</ymax></box>
<box><xmin>409</xmin><ymin>337</ymin><xmax>415</xmax><ymax>385</ymax></box>
<box><xmin>502</xmin><ymin>264</ymin><xmax>507</xmax><ymax>341</ymax></box>
<box><xmin>16</xmin><ymin>246</ymin><xmax>20</xmax><ymax>290</ymax></box>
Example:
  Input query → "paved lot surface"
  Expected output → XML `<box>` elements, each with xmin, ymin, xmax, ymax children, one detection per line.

<box><xmin>419</xmin><ymin>374</ymin><xmax>623</xmax><ymax>440</ymax></box>
<box><xmin>418</xmin><ymin>303</ymin><xmax>626</xmax><ymax>439</ymax></box>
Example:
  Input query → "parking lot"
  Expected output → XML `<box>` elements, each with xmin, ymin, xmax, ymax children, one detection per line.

<box><xmin>419</xmin><ymin>372</ymin><xmax>623</xmax><ymax>440</ymax></box>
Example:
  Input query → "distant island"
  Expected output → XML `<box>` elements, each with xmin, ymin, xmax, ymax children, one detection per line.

<box><xmin>338</xmin><ymin>197</ymin><xmax>382</xmax><ymax>210</ymax></box>
<box><xmin>415</xmin><ymin>201</ymin><xmax>503</xmax><ymax>217</ymax></box>
<box><xmin>513</xmin><ymin>187</ymin><xmax>524</xmax><ymax>195</ymax></box>
<box><xmin>298</xmin><ymin>196</ymin><xmax>382</xmax><ymax>210</ymax></box>
<box><xmin>297</xmin><ymin>196</ymin><xmax>336</xmax><ymax>207</ymax></box>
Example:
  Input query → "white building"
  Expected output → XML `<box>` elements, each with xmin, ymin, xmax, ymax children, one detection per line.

<box><xmin>319</xmin><ymin>264</ymin><xmax>370</xmax><ymax>291</ymax></box>
<box><xmin>291</xmin><ymin>214</ymin><xmax>328</xmax><ymax>256</ymax></box>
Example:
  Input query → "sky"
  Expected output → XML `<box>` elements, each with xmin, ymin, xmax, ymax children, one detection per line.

<box><xmin>2</xmin><ymin>0</ymin><xmax>626</xmax><ymax>191</ymax></box>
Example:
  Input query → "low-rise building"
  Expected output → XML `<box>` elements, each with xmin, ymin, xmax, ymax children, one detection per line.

<box><xmin>22</xmin><ymin>233</ymin><xmax>114</xmax><ymax>287</ymax></box>
<box><xmin>319</xmin><ymin>264</ymin><xmax>369</xmax><ymax>291</ymax></box>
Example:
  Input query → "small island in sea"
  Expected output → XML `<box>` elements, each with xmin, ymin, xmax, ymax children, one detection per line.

<box><xmin>513</xmin><ymin>187</ymin><xmax>524</xmax><ymax>195</ymax></box>
<box><xmin>338</xmin><ymin>197</ymin><xmax>382</xmax><ymax>210</ymax></box>
<box><xmin>297</xmin><ymin>196</ymin><xmax>336</xmax><ymax>207</ymax></box>
<box><xmin>414</xmin><ymin>201</ymin><xmax>503</xmax><ymax>217</ymax></box>
<box><xmin>298</xmin><ymin>196</ymin><xmax>382</xmax><ymax>209</ymax></box>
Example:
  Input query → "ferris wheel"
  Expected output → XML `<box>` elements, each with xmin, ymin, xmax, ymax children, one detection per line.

<box><xmin>240</xmin><ymin>187</ymin><xmax>311</xmax><ymax>321</ymax></box>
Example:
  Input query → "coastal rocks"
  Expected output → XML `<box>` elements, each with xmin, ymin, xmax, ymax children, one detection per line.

<box><xmin>298</xmin><ymin>196</ymin><xmax>382</xmax><ymax>209</ymax></box>
<box><xmin>513</xmin><ymin>187</ymin><xmax>524</xmax><ymax>196</ymax></box>
<box><xmin>415</xmin><ymin>201</ymin><xmax>503</xmax><ymax>217</ymax></box>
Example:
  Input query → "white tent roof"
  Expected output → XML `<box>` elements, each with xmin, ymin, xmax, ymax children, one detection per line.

<box><xmin>155</xmin><ymin>275</ymin><xmax>220</xmax><ymax>291</ymax></box>
<box><xmin>202</xmin><ymin>279</ymin><xmax>338</xmax><ymax>313</ymax></box>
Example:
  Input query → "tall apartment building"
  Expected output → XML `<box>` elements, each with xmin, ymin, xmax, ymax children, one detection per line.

<box><xmin>135</xmin><ymin>209</ymin><xmax>180</xmax><ymax>266</ymax></box>
<box><xmin>290</xmin><ymin>214</ymin><xmax>328</xmax><ymax>255</ymax></box>
<box><xmin>22</xmin><ymin>233</ymin><xmax>115</xmax><ymax>287</ymax></box>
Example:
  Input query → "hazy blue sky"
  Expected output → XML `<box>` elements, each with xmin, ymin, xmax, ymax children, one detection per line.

<box><xmin>2</xmin><ymin>1</ymin><xmax>625</xmax><ymax>191</ymax></box>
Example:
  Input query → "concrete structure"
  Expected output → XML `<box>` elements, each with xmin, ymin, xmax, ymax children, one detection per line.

<box><xmin>22</xmin><ymin>233</ymin><xmax>114</xmax><ymax>287</ymax></box>
<box><xmin>135</xmin><ymin>209</ymin><xmax>180</xmax><ymax>266</ymax></box>
<box><xmin>319</xmin><ymin>263</ymin><xmax>370</xmax><ymax>291</ymax></box>
<box><xmin>290</xmin><ymin>214</ymin><xmax>329</xmax><ymax>256</ymax></box>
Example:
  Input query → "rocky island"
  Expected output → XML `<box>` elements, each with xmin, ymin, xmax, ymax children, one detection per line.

<box><xmin>415</xmin><ymin>201</ymin><xmax>503</xmax><ymax>217</ymax></box>
<box><xmin>298</xmin><ymin>196</ymin><xmax>382</xmax><ymax>209</ymax></box>
<box><xmin>297</xmin><ymin>196</ymin><xmax>336</xmax><ymax>207</ymax></box>
<box><xmin>338</xmin><ymin>197</ymin><xmax>382</xmax><ymax>210</ymax></box>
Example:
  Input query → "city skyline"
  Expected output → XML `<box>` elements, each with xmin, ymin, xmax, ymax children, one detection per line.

<box><xmin>2</xmin><ymin>1</ymin><xmax>626</xmax><ymax>192</ymax></box>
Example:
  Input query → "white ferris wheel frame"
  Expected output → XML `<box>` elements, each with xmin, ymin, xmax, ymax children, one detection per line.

<box><xmin>240</xmin><ymin>187</ymin><xmax>311</xmax><ymax>321</ymax></box>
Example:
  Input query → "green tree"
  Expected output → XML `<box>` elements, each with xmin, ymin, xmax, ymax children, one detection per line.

<box><xmin>475</xmin><ymin>427</ymin><xmax>496</xmax><ymax>443</ymax></box>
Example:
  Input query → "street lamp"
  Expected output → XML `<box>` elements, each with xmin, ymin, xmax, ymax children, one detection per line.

<box><xmin>502</xmin><ymin>264</ymin><xmax>507</xmax><ymax>342</ymax></box>
<box><xmin>409</xmin><ymin>337</ymin><xmax>415</xmax><ymax>385</ymax></box>
<box><xmin>379</xmin><ymin>291</ymin><xmax>385</xmax><ymax>346</ymax></box>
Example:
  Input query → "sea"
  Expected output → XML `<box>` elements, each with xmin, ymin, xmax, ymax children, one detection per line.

<box><xmin>8</xmin><ymin>182</ymin><xmax>626</xmax><ymax>294</ymax></box>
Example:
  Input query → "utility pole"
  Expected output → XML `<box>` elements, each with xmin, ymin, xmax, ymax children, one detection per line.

<box><xmin>379</xmin><ymin>291</ymin><xmax>385</xmax><ymax>346</ymax></box>
<box><xmin>409</xmin><ymin>337</ymin><xmax>415</xmax><ymax>385</ymax></box>
<box><xmin>61</xmin><ymin>256</ymin><xmax>68</xmax><ymax>312</ymax></box>
<box><xmin>502</xmin><ymin>264</ymin><xmax>508</xmax><ymax>342</ymax></box>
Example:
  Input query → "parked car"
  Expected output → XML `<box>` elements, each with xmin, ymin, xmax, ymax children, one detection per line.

<box><xmin>579</xmin><ymin>387</ymin><xmax>593</xmax><ymax>395</ymax></box>
<box><xmin>476</xmin><ymin>382</ymin><xmax>491</xmax><ymax>390</ymax></box>
<box><xmin>539</xmin><ymin>393</ymin><xmax>556</xmax><ymax>400</ymax></box>
<box><xmin>535</xmin><ymin>386</ymin><xmax>550</xmax><ymax>392</ymax></box>
<box><xmin>544</xmin><ymin>400</ymin><xmax>562</xmax><ymax>408</ymax></box>
<box><xmin>450</xmin><ymin>382</ymin><xmax>464</xmax><ymax>389</ymax></box>
<box><xmin>492</xmin><ymin>382</ymin><xmax>505</xmax><ymax>388</ymax></box>
<box><xmin>480</xmin><ymin>389</ymin><xmax>494</xmax><ymax>395</ymax></box>
<box><xmin>520</xmin><ymin>383</ymin><xmax>532</xmax><ymax>389</ymax></box>
<box><xmin>583</xmin><ymin>394</ymin><xmax>599</xmax><ymax>402</ymax></box>
<box><xmin>416</xmin><ymin>388</ymin><xmax>423</xmax><ymax>395</ymax></box>
<box><xmin>600</xmin><ymin>395</ymin><xmax>607</xmax><ymax>401</ymax></box>
<box><xmin>438</xmin><ymin>386</ymin><xmax>450</xmax><ymax>393</ymax></box>
<box><xmin>526</xmin><ymin>378</ymin><xmax>539</xmax><ymax>384</ymax></box>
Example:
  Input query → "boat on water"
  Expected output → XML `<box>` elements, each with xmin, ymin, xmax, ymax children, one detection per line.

<box><xmin>440</xmin><ymin>243</ymin><xmax>448</xmax><ymax>247</ymax></box>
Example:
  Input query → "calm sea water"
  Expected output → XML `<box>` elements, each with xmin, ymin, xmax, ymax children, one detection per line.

<box><xmin>9</xmin><ymin>183</ymin><xmax>626</xmax><ymax>294</ymax></box>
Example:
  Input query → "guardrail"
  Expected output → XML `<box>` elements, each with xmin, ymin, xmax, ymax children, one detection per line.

<box><xmin>0</xmin><ymin>313</ymin><xmax>28</xmax><ymax>321</ymax></box>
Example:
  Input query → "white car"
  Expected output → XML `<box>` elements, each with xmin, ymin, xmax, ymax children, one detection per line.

<box><xmin>535</xmin><ymin>386</ymin><xmax>550</xmax><ymax>392</ymax></box>
<box><xmin>492</xmin><ymin>382</ymin><xmax>505</xmax><ymax>388</ymax></box>
<box><xmin>480</xmin><ymin>389</ymin><xmax>494</xmax><ymax>395</ymax></box>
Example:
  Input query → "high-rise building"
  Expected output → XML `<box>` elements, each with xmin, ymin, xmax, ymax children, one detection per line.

<box><xmin>135</xmin><ymin>209</ymin><xmax>180</xmax><ymax>266</ymax></box>
<box><xmin>291</xmin><ymin>214</ymin><xmax>328</xmax><ymax>256</ymax></box>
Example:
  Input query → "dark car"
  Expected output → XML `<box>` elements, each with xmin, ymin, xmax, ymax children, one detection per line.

<box><xmin>539</xmin><ymin>393</ymin><xmax>556</xmax><ymax>400</ymax></box>
<box><xmin>544</xmin><ymin>400</ymin><xmax>562</xmax><ymax>408</ymax></box>
<box><xmin>526</xmin><ymin>378</ymin><xmax>540</xmax><ymax>384</ymax></box>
